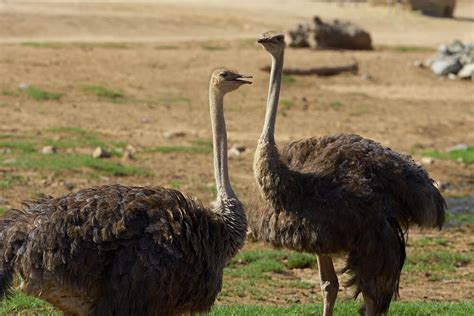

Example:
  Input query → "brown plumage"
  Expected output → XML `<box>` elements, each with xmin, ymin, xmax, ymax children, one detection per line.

<box><xmin>0</xmin><ymin>68</ymin><xmax>251</xmax><ymax>316</ymax></box>
<box><xmin>249</xmin><ymin>32</ymin><xmax>446</xmax><ymax>316</ymax></box>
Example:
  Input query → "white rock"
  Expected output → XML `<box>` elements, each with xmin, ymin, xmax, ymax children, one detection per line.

<box><xmin>448</xmin><ymin>73</ymin><xmax>457</xmax><ymax>80</ymax></box>
<box><xmin>163</xmin><ymin>130</ymin><xmax>187</xmax><ymax>139</ymax></box>
<box><xmin>458</xmin><ymin>64</ymin><xmax>474</xmax><ymax>79</ymax></box>
<box><xmin>18</xmin><ymin>83</ymin><xmax>29</xmax><ymax>91</ymax></box>
<box><xmin>421</xmin><ymin>157</ymin><xmax>435</xmax><ymax>165</ymax></box>
<box><xmin>228</xmin><ymin>144</ymin><xmax>246</xmax><ymax>158</ymax></box>
<box><xmin>92</xmin><ymin>147</ymin><xmax>111</xmax><ymax>159</ymax></box>
<box><xmin>447</xmin><ymin>144</ymin><xmax>468</xmax><ymax>152</ymax></box>
<box><xmin>41</xmin><ymin>145</ymin><xmax>56</xmax><ymax>154</ymax></box>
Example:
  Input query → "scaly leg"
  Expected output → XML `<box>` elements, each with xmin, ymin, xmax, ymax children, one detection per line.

<box><xmin>317</xmin><ymin>254</ymin><xmax>339</xmax><ymax>316</ymax></box>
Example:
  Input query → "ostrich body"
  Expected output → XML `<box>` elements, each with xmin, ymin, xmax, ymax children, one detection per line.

<box><xmin>248</xmin><ymin>32</ymin><xmax>446</xmax><ymax>316</ymax></box>
<box><xmin>0</xmin><ymin>68</ymin><xmax>251</xmax><ymax>316</ymax></box>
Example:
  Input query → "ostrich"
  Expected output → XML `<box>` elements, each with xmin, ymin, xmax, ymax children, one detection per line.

<box><xmin>248</xmin><ymin>31</ymin><xmax>446</xmax><ymax>316</ymax></box>
<box><xmin>0</xmin><ymin>68</ymin><xmax>252</xmax><ymax>316</ymax></box>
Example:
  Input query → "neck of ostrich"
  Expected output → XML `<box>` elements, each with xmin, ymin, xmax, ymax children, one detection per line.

<box><xmin>209</xmin><ymin>85</ymin><xmax>247</xmax><ymax>258</ymax></box>
<box><xmin>260</xmin><ymin>51</ymin><xmax>284</xmax><ymax>144</ymax></box>
<box><xmin>254</xmin><ymin>50</ymin><xmax>290</xmax><ymax>204</ymax></box>
<box><xmin>209</xmin><ymin>89</ymin><xmax>236</xmax><ymax>201</ymax></box>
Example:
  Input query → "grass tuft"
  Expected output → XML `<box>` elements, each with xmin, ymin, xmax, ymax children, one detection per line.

<box><xmin>202</xmin><ymin>45</ymin><xmax>226</xmax><ymax>51</ymax></box>
<box><xmin>23</xmin><ymin>87</ymin><xmax>62</xmax><ymax>101</ymax></box>
<box><xmin>0</xmin><ymin>174</ymin><xmax>23</xmax><ymax>189</ymax></box>
<box><xmin>83</xmin><ymin>85</ymin><xmax>124</xmax><ymax>102</ymax></box>
<box><xmin>286</xmin><ymin>252</ymin><xmax>316</xmax><ymax>269</ymax></box>
<box><xmin>424</xmin><ymin>146</ymin><xmax>474</xmax><ymax>164</ymax></box>
<box><xmin>282</xmin><ymin>75</ymin><xmax>296</xmax><ymax>84</ymax></box>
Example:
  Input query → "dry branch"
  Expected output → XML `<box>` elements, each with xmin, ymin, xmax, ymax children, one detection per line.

<box><xmin>260</xmin><ymin>63</ymin><xmax>358</xmax><ymax>76</ymax></box>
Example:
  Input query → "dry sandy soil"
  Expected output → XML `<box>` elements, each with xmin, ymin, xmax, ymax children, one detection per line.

<box><xmin>0</xmin><ymin>0</ymin><xmax>473</xmax><ymax>307</ymax></box>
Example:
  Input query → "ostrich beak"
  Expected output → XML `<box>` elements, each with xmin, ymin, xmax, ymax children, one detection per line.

<box><xmin>234</xmin><ymin>74</ymin><xmax>253</xmax><ymax>84</ymax></box>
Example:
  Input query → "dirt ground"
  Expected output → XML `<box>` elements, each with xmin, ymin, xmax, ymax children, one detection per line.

<box><xmin>0</xmin><ymin>0</ymin><xmax>473</xmax><ymax>306</ymax></box>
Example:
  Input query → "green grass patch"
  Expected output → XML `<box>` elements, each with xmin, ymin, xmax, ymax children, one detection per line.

<box><xmin>202</xmin><ymin>45</ymin><xmax>226</xmax><ymax>51</ymax></box>
<box><xmin>211</xmin><ymin>301</ymin><xmax>474</xmax><ymax>315</ymax></box>
<box><xmin>157</xmin><ymin>96</ymin><xmax>191</xmax><ymax>106</ymax></box>
<box><xmin>23</xmin><ymin>86</ymin><xmax>62</xmax><ymax>101</ymax></box>
<box><xmin>282</xmin><ymin>75</ymin><xmax>296</xmax><ymax>84</ymax></box>
<box><xmin>416</xmin><ymin>236</ymin><xmax>449</xmax><ymax>247</ymax></box>
<box><xmin>286</xmin><ymin>252</ymin><xmax>316</xmax><ymax>269</ymax></box>
<box><xmin>424</xmin><ymin>146</ymin><xmax>474</xmax><ymax>164</ymax></box>
<box><xmin>156</xmin><ymin>45</ymin><xmax>179</xmax><ymax>50</ymax></box>
<box><xmin>279</xmin><ymin>99</ymin><xmax>294</xmax><ymax>117</ymax></box>
<box><xmin>0</xmin><ymin>207</ymin><xmax>7</xmax><ymax>216</ymax></box>
<box><xmin>169</xmin><ymin>178</ymin><xmax>183</xmax><ymax>189</ymax></box>
<box><xmin>405</xmin><ymin>251</ymin><xmax>471</xmax><ymax>273</ymax></box>
<box><xmin>0</xmin><ymin>290</ymin><xmax>59</xmax><ymax>315</ymax></box>
<box><xmin>21</xmin><ymin>42</ymin><xmax>63</xmax><ymax>49</ymax></box>
<box><xmin>78</xmin><ymin>43</ymin><xmax>128</xmax><ymax>50</ymax></box>
<box><xmin>0</xmin><ymin>174</ymin><xmax>23</xmax><ymax>189</ymax></box>
<box><xmin>2</xmin><ymin>90</ymin><xmax>19</xmax><ymax>97</ymax></box>
<box><xmin>376</xmin><ymin>45</ymin><xmax>433</xmax><ymax>53</ymax></box>
<box><xmin>83</xmin><ymin>85</ymin><xmax>124</xmax><ymax>102</ymax></box>
<box><xmin>145</xmin><ymin>139</ymin><xmax>212</xmax><ymax>155</ymax></box>
<box><xmin>3</xmin><ymin>153</ymin><xmax>149</xmax><ymax>177</ymax></box>
<box><xmin>0</xmin><ymin>140</ymin><xmax>36</xmax><ymax>153</ymax></box>
<box><xmin>447</xmin><ymin>212</ymin><xmax>474</xmax><ymax>225</ymax></box>
<box><xmin>329</xmin><ymin>101</ymin><xmax>343</xmax><ymax>111</ymax></box>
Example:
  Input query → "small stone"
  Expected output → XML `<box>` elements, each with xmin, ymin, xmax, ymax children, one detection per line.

<box><xmin>63</xmin><ymin>182</ymin><xmax>76</xmax><ymax>191</ymax></box>
<box><xmin>458</xmin><ymin>64</ymin><xmax>474</xmax><ymax>79</ymax></box>
<box><xmin>18</xmin><ymin>83</ymin><xmax>29</xmax><ymax>91</ymax></box>
<box><xmin>163</xmin><ymin>130</ymin><xmax>187</xmax><ymax>139</ymax></box>
<box><xmin>413</xmin><ymin>60</ymin><xmax>424</xmax><ymax>68</ymax></box>
<box><xmin>121</xmin><ymin>150</ymin><xmax>134</xmax><ymax>161</ymax></box>
<box><xmin>448</xmin><ymin>73</ymin><xmax>457</xmax><ymax>80</ymax></box>
<box><xmin>92</xmin><ymin>147</ymin><xmax>111</xmax><ymax>159</ymax></box>
<box><xmin>41</xmin><ymin>145</ymin><xmax>57</xmax><ymax>154</ymax></box>
<box><xmin>447</xmin><ymin>144</ymin><xmax>468</xmax><ymax>152</ymax></box>
<box><xmin>125</xmin><ymin>144</ymin><xmax>137</xmax><ymax>154</ymax></box>
<box><xmin>228</xmin><ymin>144</ymin><xmax>246</xmax><ymax>158</ymax></box>
<box><xmin>360</xmin><ymin>73</ymin><xmax>372</xmax><ymax>80</ymax></box>
<box><xmin>421</xmin><ymin>157</ymin><xmax>435</xmax><ymax>165</ymax></box>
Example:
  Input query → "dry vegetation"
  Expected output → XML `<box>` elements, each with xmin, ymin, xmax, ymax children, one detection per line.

<box><xmin>0</xmin><ymin>0</ymin><xmax>473</xmax><ymax>314</ymax></box>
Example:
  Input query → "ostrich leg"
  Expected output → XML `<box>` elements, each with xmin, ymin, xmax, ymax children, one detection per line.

<box><xmin>317</xmin><ymin>255</ymin><xmax>339</xmax><ymax>316</ymax></box>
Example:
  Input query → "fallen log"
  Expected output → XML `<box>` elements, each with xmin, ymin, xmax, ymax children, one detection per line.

<box><xmin>260</xmin><ymin>63</ymin><xmax>358</xmax><ymax>76</ymax></box>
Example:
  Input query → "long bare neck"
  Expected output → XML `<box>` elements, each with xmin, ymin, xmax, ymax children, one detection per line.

<box><xmin>260</xmin><ymin>51</ymin><xmax>284</xmax><ymax>144</ymax></box>
<box><xmin>254</xmin><ymin>50</ymin><xmax>294</xmax><ymax>207</ymax></box>
<box><xmin>209</xmin><ymin>86</ymin><xmax>247</xmax><ymax>259</ymax></box>
<box><xmin>209</xmin><ymin>87</ymin><xmax>236</xmax><ymax>201</ymax></box>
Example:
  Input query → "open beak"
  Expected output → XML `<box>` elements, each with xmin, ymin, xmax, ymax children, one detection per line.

<box><xmin>234</xmin><ymin>74</ymin><xmax>253</xmax><ymax>84</ymax></box>
<box><xmin>257</xmin><ymin>38</ymin><xmax>268</xmax><ymax>44</ymax></box>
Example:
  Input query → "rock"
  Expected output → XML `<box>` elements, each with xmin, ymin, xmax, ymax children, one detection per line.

<box><xmin>313</xmin><ymin>16</ymin><xmax>372</xmax><ymax>50</ymax></box>
<box><xmin>121</xmin><ymin>149</ymin><xmax>134</xmax><ymax>161</ymax></box>
<box><xmin>421</xmin><ymin>157</ymin><xmax>435</xmax><ymax>165</ymax></box>
<box><xmin>18</xmin><ymin>83</ymin><xmax>29</xmax><ymax>91</ymax></box>
<box><xmin>458</xmin><ymin>64</ymin><xmax>474</xmax><ymax>79</ymax></box>
<box><xmin>63</xmin><ymin>182</ymin><xmax>76</xmax><ymax>191</ymax></box>
<box><xmin>413</xmin><ymin>60</ymin><xmax>424</xmax><ymax>68</ymax></box>
<box><xmin>447</xmin><ymin>144</ymin><xmax>468</xmax><ymax>152</ymax></box>
<box><xmin>360</xmin><ymin>73</ymin><xmax>372</xmax><ymax>80</ymax></box>
<box><xmin>431</xmin><ymin>56</ymin><xmax>462</xmax><ymax>76</ymax></box>
<box><xmin>228</xmin><ymin>144</ymin><xmax>246</xmax><ymax>158</ymax></box>
<box><xmin>448</xmin><ymin>73</ymin><xmax>457</xmax><ymax>80</ymax></box>
<box><xmin>41</xmin><ymin>145</ymin><xmax>57</xmax><ymax>154</ymax></box>
<box><xmin>163</xmin><ymin>130</ymin><xmax>187</xmax><ymax>139</ymax></box>
<box><xmin>92</xmin><ymin>147</ymin><xmax>111</xmax><ymax>159</ymax></box>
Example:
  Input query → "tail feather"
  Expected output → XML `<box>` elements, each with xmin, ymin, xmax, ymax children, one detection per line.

<box><xmin>386</xmin><ymin>174</ymin><xmax>446</xmax><ymax>230</ymax></box>
<box><xmin>343</xmin><ymin>217</ymin><xmax>406</xmax><ymax>315</ymax></box>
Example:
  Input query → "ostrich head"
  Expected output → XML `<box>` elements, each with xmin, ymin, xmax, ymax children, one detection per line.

<box><xmin>257</xmin><ymin>31</ymin><xmax>285</xmax><ymax>56</ymax></box>
<box><xmin>210</xmin><ymin>68</ymin><xmax>252</xmax><ymax>94</ymax></box>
